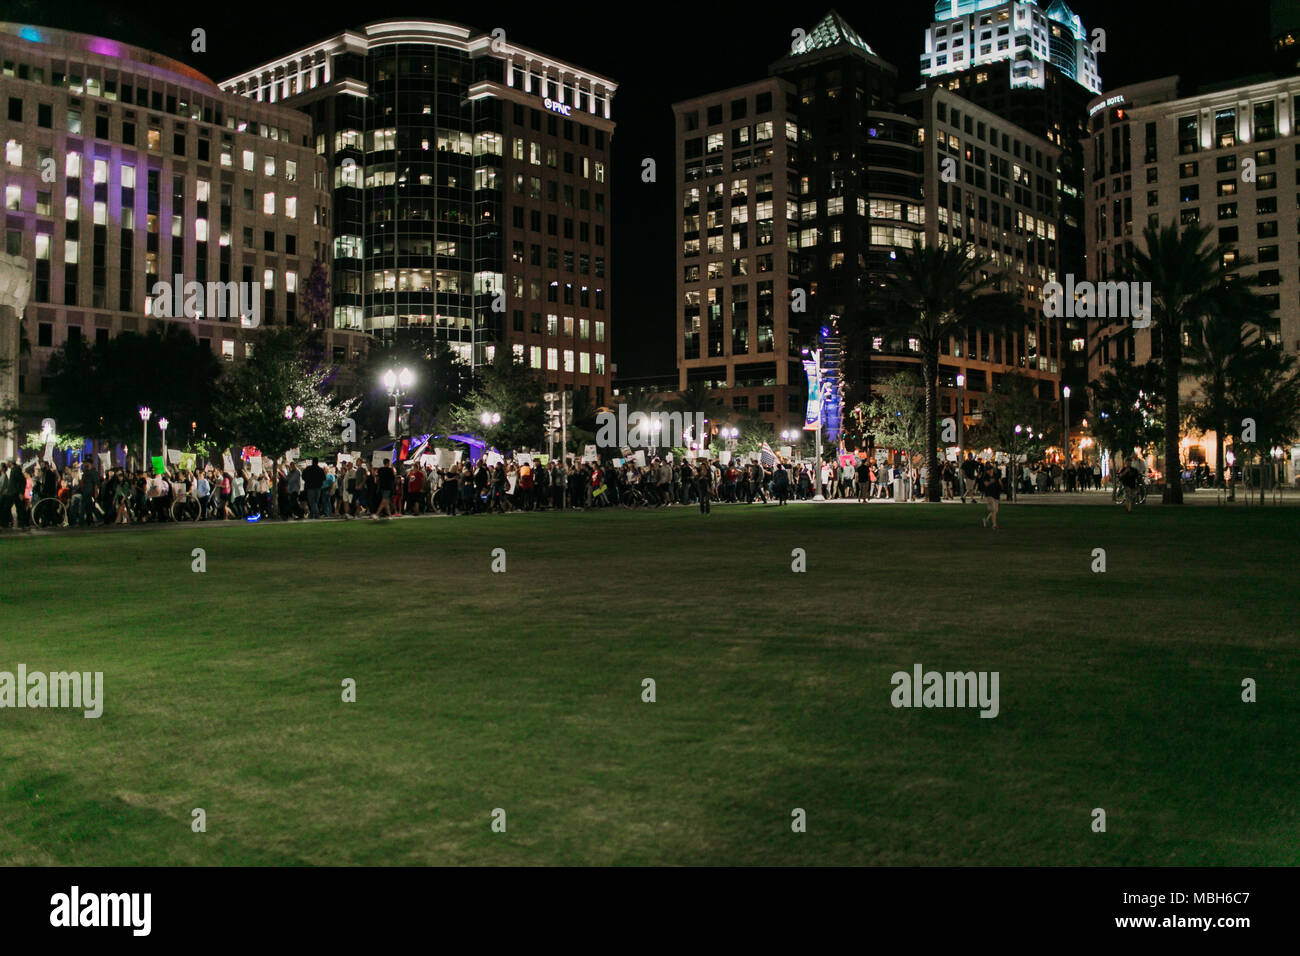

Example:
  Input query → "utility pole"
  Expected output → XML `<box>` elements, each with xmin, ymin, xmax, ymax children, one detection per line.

<box><xmin>544</xmin><ymin>391</ymin><xmax>557</xmax><ymax>465</ymax></box>
<box><xmin>561</xmin><ymin>389</ymin><xmax>568</xmax><ymax>511</ymax></box>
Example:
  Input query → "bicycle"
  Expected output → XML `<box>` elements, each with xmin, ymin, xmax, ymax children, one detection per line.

<box><xmin>31</xmin><ymin>497</ymin><xmax>67</xmax><ymax>528</ymax></box>
<box><xmin>621</xmin><ymin>486</ymin><xmax>649</xmax><ymax>509</ymax></box>
<box><xmin>170</xmin><ymin>497</ymin><xmax>201</xmax><ymax>522</ymax></box>
<box><xmin>1112</xmin><ymin>477</ymin><xmax>1148</xmax><ymax>506</ymax></box>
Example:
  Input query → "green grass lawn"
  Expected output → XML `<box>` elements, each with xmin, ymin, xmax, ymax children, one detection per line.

<box><xmin>0</xmin><ymin>501</ymin><xmax>1296</xmax><ymax>866</ymax></box>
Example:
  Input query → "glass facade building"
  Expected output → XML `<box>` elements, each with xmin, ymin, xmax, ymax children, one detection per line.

<box><xmin>222</xmin><ymin>20</ymin><xmax>616</xmax><ymax>402</ymax></box>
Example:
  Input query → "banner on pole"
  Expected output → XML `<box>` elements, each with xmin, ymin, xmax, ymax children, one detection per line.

<box><xmin>802</xmin><ymin>357</ymin><xmax>822</xmax><ymax>431</ymax></box>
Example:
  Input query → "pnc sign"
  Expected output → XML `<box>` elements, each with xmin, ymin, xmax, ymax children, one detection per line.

<box><xmin>542</xmin><ymin>97</ymin><xmax>572</xmax><ymax>117</ymax></box>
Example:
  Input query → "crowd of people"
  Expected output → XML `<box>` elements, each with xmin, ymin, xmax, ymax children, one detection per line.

<box><xmin>0</xmin><ymin>448</ymin><xmax>1129</xmax><ymax>531</ymax></box>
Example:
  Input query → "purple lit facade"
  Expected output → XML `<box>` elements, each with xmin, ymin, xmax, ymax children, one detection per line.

<box><xmin>0</xmin><ymin>22</ymin><xmax>365</xmax><ymax>433</ymax></box>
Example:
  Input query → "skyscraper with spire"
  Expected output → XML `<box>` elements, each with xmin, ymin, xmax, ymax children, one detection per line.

<box><xmin>921</xmin><ymin>0</ymin><xmax>1101</xmax><ymax>410</ymax></box>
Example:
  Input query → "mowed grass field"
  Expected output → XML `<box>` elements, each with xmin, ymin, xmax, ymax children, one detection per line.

<box><xmin>0</xmin><ymin>501</ymin><xmax>1296</xmax><ymax>866</ymax></box>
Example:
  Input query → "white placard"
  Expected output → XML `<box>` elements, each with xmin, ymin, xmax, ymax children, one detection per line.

<box><xmin>719</xmin><ymin>450</ymin><xmax>732</xmax><ymax>466</ymax></box>
<box><xmin>485</xmin><ymin>450</ymin><xmax>504</xmax><ymax>467</ymax></box>
<box><xmin>166</xmin><ymin>448</ymin><xmax>182</xmax><ymax>464</ymax></box>
<box><xmin>250</xmin><ymin>455</ymin><xmax>263</xmax><ymax>476</ymax></box>
<box><xmin>582</xmin><ymin>445</ymin><xmax>598</xmax><ymax>463</ymax></box>
<box><xmin>699</xmin><ymin>448</ymin><xmax>713</xmax><ymax>460</ymax></box>
<box><xmin>436</xmin><ymin>448</ymin><xmax>456</xmax><ymax>469</ymax></box>
<box><xmin>506</xmin><ymin>474</ymin><xmax>517</xmax><ymax>494</ymax></box>
<box><xmin>97</xmin><ymin>452</ymin><xmax>111</xmax><ymax>472</ymax></box>
<box><xmin>453</xmin><ymin>450</ymin><xmax>463</xmax><ymax>463</ymax></box>
<box><xmin>337</xmin><ymin>453</ymin><xmax>354</xmax><ymax>468</ymax></box>
<box><xmin>43</xmin><ymin>441</ymin><xmax>55</xmax><ymax>463</ymax></box>
<box><xmin>633</xmin><ymin>450</ymin><xmax>646</xmax><ymax>468</ymax></box>
<box><xmin>372</xmin><ymin>451</ymin><xmax>390</xmax><ymax>468</ymax></box>
<box><xmin>516</xmin><ymin>452</ymin><xmax>533</xmax><ymax>466</ymax></box>
<box><xmin>666</xmin><ymin>452</ymin><xmax>674</xmax><ymax>463</ymax></box>
<box><xmin>223</xmin><ymin>452</ymin><xmax>236</xmax><ymax>472</ymax></box>
<box><xmin>285</xmin><ymin>447</ymin><xmax>300</xmax><ymax>462</ymax></box>
<box><xmin>418</xmin><ymin>454</ymin><xmax>436</xmax><ymax>468</ymax></box>
<box><xmin>780</xmin><ymin>446</ymin><xmax>793</xmax><ymax>459</ymax></box>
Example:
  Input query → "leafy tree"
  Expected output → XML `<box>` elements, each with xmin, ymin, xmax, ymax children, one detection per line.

<box><xmin>44</xmin><ymin>324</ymin><xmax>222</xmax><ymax>450</ymax></box>
<box><xmin>967</xmin><ymin>372</ymin><xmax>1060</xmax><ymax>472</ymax></box>
<box><xmin>876</xmin><ymin>238</ymin><xmax>1020</xmax><ymax>501</ymax></box>
<box><xmin>213</xmin><ymin>325</ymin><xmax>358</xmax><ymax>457</ymax></box>
<box><xmin>1117</xmin><ymin>222</ymin><xmax>1234</xmax><ymax>503</ymax></box>
<box><xmin>862</xmin><ymin>371</ymin><xmax>928</xmax><ymax>460</ymax></box>
<box><xmin>300</xmin><ymin>260</ymin><xmax>330</xmax><ymax>329</ymax></box>
<box><xmin>355</xmin><ymin>339</ymin><xmax>471</xmax><ymax>444</ymax></box>
<box><xmin>668</xmin><ymin>380</ymin><xmax>728</xmax><ymax>446</ymax></box>
<box><xmin>1088</xmin><ymin>357</ymin><xmax>1165</xmax><ymax>467</ymax></box>
<box><xmin>1228</xmin><ymin>344</ymin><xmax>1300</xmax><ymax>503</ymax></box>
<box><xmin>443</xmin><ymin>351</ymin><xmax>544</xmax><ymax>451</ymax></box>
<box><xmin>1184</xmin><ymin>279</ymin><xmax>1274</xmax><ymax>487</ymax></box>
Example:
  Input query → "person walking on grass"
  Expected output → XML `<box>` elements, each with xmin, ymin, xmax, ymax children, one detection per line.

<box><xmin>979</xmin><ymin>464</ymin><xmax>1002</xmax><ymax>530</ymax></box>
<box><xmin>695</xmin><ymin>460</ymin><xmax>713</xmax><ymax>514</ymax></box>
<box><xmin>373</xmin><ymin>457</ymin><xmax>396</xmax><ymax>518</ymax></box>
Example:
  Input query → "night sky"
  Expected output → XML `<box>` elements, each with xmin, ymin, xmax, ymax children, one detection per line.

<box><xmin>0</xmin><ymin>0</ymin><xmax>1275</xmax><ymax>378</ymax></box>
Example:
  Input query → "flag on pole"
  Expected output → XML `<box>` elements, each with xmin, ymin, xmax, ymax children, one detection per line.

<box><xmin>760</xmin><ymin>443</ymin><xmax>777</xmax><ymax>468</ymax></box>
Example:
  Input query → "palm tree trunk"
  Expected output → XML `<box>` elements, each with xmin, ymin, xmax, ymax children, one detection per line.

<box><xmin>1163</xmin><ymin>327</ymin><xmax>1183</xmax><ymax>505</ymax></box>
<box><xmin>1214</xmin><ymin>417</ymin><xmax>1226</xmax><ymax>490</ymax></box>
<box><xmin>1213</xmin><ymin>376</ymin><xmax>1226</xmax><ymax>490</ymax></box>
<box><xmin>924</xmin><ymin>344</ymin><xmax>940</xmax><ymax>503</ymax></box>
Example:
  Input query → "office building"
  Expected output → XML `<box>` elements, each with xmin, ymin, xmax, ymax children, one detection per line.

<box><xmin>222</xmin><ymin>20</ymin><xmax>616</xmax><ymax>405</ymax></box>
<box><xmin>0</xmin><ymin>22</ymin><xmax>345</xmax><ymax>432</ymax></box>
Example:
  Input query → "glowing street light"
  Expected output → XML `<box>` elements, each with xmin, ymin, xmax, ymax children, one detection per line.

<box><xmin>139</xmin><ymin>406</ymin><xmax>151</xmax><ymax>470</ymax></box>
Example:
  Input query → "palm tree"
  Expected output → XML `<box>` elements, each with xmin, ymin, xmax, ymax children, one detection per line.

<box><xmin>1226</xmin><ymin>344</ymin><xmax>1300</xmax><ymax>503</ymax></box>
<box><xmin>877</xmin><ymin>238</ymin><xmax>1019</xmax><ymax>502</ymax></box>
<box><xmin>1118</xmin><ymin>222</ymin><xmax>1231</xmax><ymax>504</ymax></box>
<box><xmin>669</xmin><ymin>380</ymin><xmax>729</xmax><ymax>447</ymax></box>
<box><xmin>1184</xmin><ymin>277</ymin><xmax>1273</xmax><ymax>489</ymax></box>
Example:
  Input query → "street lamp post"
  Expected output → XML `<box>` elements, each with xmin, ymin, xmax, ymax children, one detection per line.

<box><xmin>544</xmin><ymin>391</ymin><xmax>558</xmax><ymax>465</ymax></box>
<box><xmin>158</xmin><ymin>417</ymin><xmax>169</xmax><ymax>469</ymax></box>
<box><xmin>1013</xmin><ymin>425</ymin><xmax>1024</xmax><ymax>501</ymax></box>
<box><xmin>1062</xmin><ymin>385</ymin><xmax>1071</xmax><ymax>472</ymax></box>
<box><xmin>956</xmin><ymin>373</ymin><xmax>966</xmax><ymax>491</ymax></box>
<box><xmin>139</xmin><ymin>406</ymin><xmax>151</xmax><ymax>472</ymax></box>
<box><xmin>382</xmin><ymin>367</ymin><xmax>415</xmax><ymax>466</ymax></box>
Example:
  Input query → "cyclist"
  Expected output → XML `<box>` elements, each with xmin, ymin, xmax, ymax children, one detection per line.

<box><xmin>1118</xmin><ymin>458</ymin><xmax>1141</xmax><ymax>513</ymax></box>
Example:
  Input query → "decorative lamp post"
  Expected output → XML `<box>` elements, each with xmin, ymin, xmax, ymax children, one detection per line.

<box><xmin>139</xmin><ymin>406</ymin><xmax>152</xmax><ymax>472</ymax></box>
